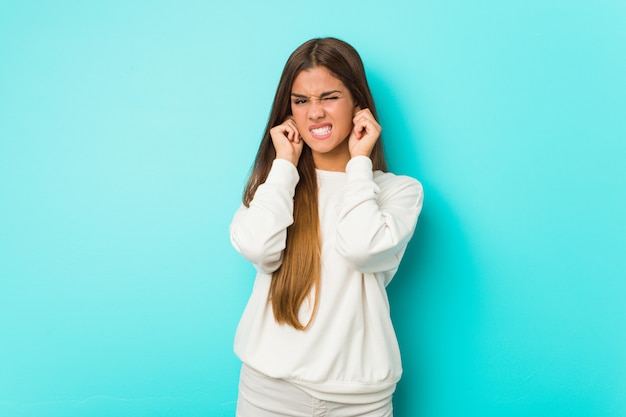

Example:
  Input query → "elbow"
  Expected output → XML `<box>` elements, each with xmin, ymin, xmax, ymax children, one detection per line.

<box><xmin>230</xmin><ymin>232</ymin><xmax>284</xmax><ymax>274</ymax></box>
<box><xmin>337</xmin><ymin>244</ymin><xmax>402</xmax><ymax>273</ymax></box>
<box><xmin>335</xmin><ymin>228</ymin><xmax>409</xmax><ymax>273</ymax></box>
<box><xmin>335</xmin><ymin>236</ymin><xmax>386</xmax><ymax>270</ymax></box>
<box><xmin>336</xmin><ymin>242</ymin><xmax>371</xmax><ymax>267</ymax></box>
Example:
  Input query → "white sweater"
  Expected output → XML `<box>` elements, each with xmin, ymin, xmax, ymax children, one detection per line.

<box><xmin>230</xmin><ymin>156</ymin><xmax>423</xmax><ymax>404</ymax></box>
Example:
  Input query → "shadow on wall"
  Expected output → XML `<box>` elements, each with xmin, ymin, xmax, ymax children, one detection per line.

<box><xmin>368</xmin><ymin>70</ymin><xmax>482</xmax><ymax>415</ymax></box>
<box><xmin>388</xmin><ymin>190</ymin><xmax>481</xmax><ymax>415</ymax></box>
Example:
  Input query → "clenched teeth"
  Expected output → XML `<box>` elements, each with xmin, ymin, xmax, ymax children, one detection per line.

<box><xmin>311</xmin><ymin>126</ymin><xmax>332</xmax><ymax>135</ymax></box>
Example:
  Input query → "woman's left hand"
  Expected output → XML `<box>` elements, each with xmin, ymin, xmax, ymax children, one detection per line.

<box><xmin>348</xmin><ymin>108</ymin><xmax>382</xmax><ymax>158</ymax></box>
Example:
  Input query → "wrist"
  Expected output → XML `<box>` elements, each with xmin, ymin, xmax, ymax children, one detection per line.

<box><xmin>349</xmin><ymin>150</ymin><xmax>372</xmax><ymax>159</ymax></box>
<box><xmin>275</xmin><ymin>155</ymin><xmax>298</xmax><ymax>167</ymax></box>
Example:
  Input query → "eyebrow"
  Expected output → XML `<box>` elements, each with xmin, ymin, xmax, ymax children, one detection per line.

<box><xmin>290</xmin><ymin>90</ymin><xmax>343</xmax><ymax>98</ymax></box>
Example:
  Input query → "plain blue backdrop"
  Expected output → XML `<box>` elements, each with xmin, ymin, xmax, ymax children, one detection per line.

<box><xmin>1</xmin><ymin>1</ymin><xmax>625</xmax><ymax>416</ymax></box>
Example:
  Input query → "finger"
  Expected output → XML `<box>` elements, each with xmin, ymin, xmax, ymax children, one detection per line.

<box><xmin>283</xmin><ymin>122</ymin><xmax>296</xmax><ymax>142</ymax></box>
<box><xmin>354</xmin><ymin>111</ymin><xmax>373</xmax><ymax>123</ymax></box>
<box><xmin>353</xmin><ymin>114</ymin><xmax>367</xmax><ymax>129</ymax></box>
<box><xmin>355</xmin><ymin>113</ymin><xmax>379</xmax><ymax>132</ymax></box>
<box><xmin>356</xmin><ymin>118</ymin><xmax>378</xmax><ymax>140</ymax></box>
<box><xmin>288</xmin><ymin>120</ymin><xmax>301</xmax><ymax>143</ymax></box>
<box><xmin>353</xmin><ymin>122</ymin><xmax>364</xmax><ymax>140</ymax></box>
<box><xmin>354</xmin><ymin>108</ymin><xmax>373</xmax><ymax>120</ymax></box>
<box><xmin>354</xmin><ymin>109</ymin><xmax>378</xmax><ymax>125</ymax></box>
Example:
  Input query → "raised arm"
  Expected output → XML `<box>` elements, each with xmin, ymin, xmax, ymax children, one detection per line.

<box><xmin>230</xmin><ymin>159</ymin><xmax>299</xmax><ymax>274</ymax></box>
<box><xmin>335</xmin><ymin>156</ymin><xmax>423</xmax><ymax>276</ymax></box>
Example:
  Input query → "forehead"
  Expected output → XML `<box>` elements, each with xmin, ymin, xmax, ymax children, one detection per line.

<box><xmin>291</xmin><ymin>66</ymin><xmax>347</xmax><ymax>94</ymax></box>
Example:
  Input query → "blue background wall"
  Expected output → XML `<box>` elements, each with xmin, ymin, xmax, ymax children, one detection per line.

<box><xmin>1</xmin><ymin>1</ymin><xmax>624</xmax><ymax>416</ymax></box>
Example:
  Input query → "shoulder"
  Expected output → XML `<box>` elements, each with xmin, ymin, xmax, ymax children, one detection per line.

<box><xmin>373</xmin><ymin>170</ymin><xmax>423</xmax><ymax>194</ymax></box>
<box><xmin>372</xmin><ymin>171</ymin><xmax>424</xmax><ymax>210</ymax></box>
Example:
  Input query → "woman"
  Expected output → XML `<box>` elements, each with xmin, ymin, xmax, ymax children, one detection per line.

<box><xmin>230</xmin><ymin>37</ymin><xmax>423</xmax><ymax>417</ymax></box>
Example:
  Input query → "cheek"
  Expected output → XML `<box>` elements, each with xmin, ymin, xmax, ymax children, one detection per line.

<box><xmin>330</xmin><ymin>102</ymin><xmax>354</xmax><ymax>119</ymax></box>
<box><xmin>291</xmin><ymin>108</ymin><xmax>307</xmax><ymax>129</ymax></box>
<box><xmin>333</xmin><ymin>106</ymin><xmax>355</xmax><ymax>130</ymax></box>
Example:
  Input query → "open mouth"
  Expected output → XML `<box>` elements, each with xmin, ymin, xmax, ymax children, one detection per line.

<box><xmin>309</xmin><ymin>124</ymin><xmax>332</xmax><ymax>139</ymax></box>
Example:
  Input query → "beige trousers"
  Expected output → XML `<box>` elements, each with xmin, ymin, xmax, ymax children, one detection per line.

<box><xmin>236</xmin><ymin>364</ymin><xmax>393</xmax><ymax>417</ymax></box>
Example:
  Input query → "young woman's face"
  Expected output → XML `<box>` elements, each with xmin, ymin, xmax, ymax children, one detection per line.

<box><xmin>290</xmin><ymin>66</ymin><xmax>356</xmax><ymax>170</ymax></box>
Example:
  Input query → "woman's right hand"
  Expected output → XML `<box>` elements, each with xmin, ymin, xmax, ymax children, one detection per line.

<box><xmin>270</xmin><ymin>117</ymin><xmax>304</xmax><ymax>166</ymax></box>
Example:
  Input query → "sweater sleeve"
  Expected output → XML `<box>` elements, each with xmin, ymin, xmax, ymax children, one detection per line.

<box><xmin>335</xmin><ymin>156</ymin><xmax>423</xmax><ymax>274</ymax></box>
<box><xmin>230</xmin><ymin>159</ymin><xmax>299</xmax><ymax>274</ymax></box>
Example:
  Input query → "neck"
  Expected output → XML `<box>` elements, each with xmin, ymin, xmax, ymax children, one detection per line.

<box><xmin>312</xmin><ymin>142</ymin><xmax>351</xmax><ymax>172</ymax></box>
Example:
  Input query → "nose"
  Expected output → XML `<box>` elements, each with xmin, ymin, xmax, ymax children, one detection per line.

<box><xmin>308</xmin><ymin>100</ymin><xmax>325</xmax><ymax>120</ymax></box>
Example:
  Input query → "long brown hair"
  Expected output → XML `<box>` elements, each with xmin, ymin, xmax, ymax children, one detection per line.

<box><xmin>243</xmin><ymin>38</ymin><xmax>387</xmax><ymax>330</ymax></box>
